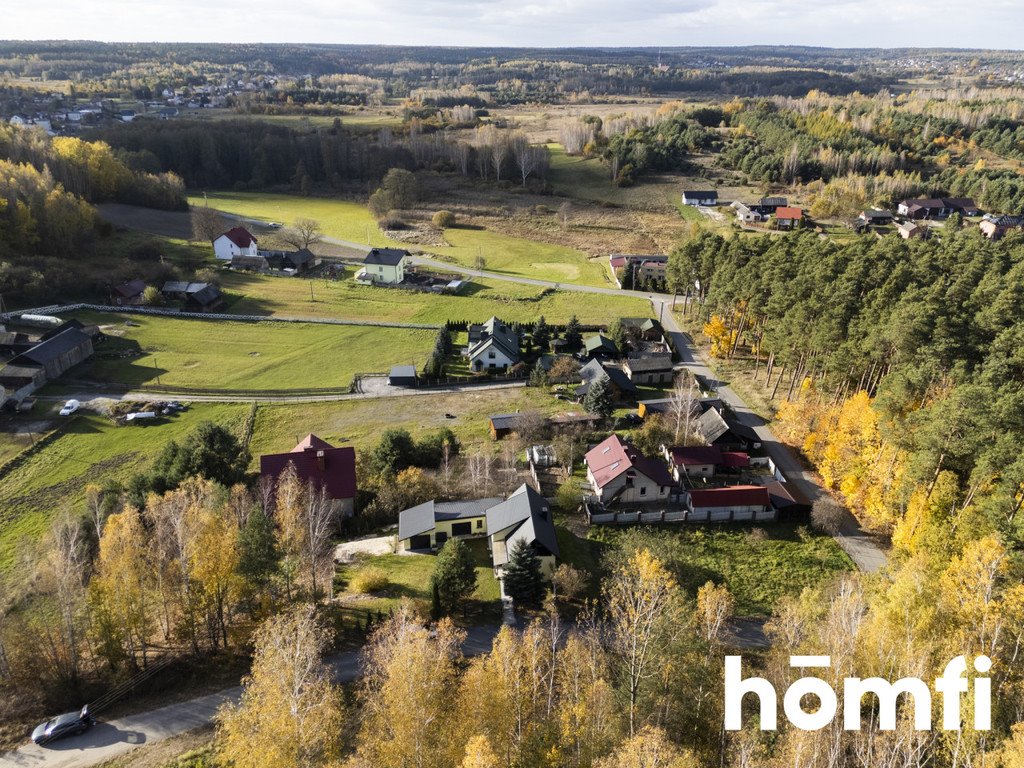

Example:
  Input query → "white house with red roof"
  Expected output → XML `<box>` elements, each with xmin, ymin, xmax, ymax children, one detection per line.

<box><xmin>584</xmin><ymin>434</ymin><xmax>674</xmax><ymax>504</ymax></box>
<box><xmin>213</xmin><ymin>226</ymin><xmax>259</xmax><ymax>261</ymax></box>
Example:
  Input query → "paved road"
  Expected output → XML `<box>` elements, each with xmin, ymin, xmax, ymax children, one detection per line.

<box><xmin>0</xmin><ymin>626</ymin><xmax>501</xmax><ymax>768</ymax></box>
<box><xmin>653</xmin><ymin>299</ymin><xmax>888</xmax><ymax>573</ymax></box>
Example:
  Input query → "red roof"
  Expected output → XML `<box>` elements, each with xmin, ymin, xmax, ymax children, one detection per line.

<box><xmin>260</xmin><ymin>434</ymin><xmax>356</xmax><ymax>501</ymax></box>
<box><xmin>776</xmin><ymin>207</ymin><xmax>803</xmax><ymax>220</ymax></box>
<box><xmin>687</xmin><ymin>485</ymin><xmax>770</xmax><ymax>509</ymax></box>
<box><xmin>586</xmin><ymin>434</ymin><xmax>675</xmax><ymax>488</ymax></box>
<box><xmin>670</xmin><ymin>446</ymin><xmax>723</xmax><ymax>466</ymax></box>
<box><xmin>719</xmin><ymin>451</ymin><xmax>750</xmax><ymax>468</ymax></box>
<box><xmin>220</xmin><ymin>226</ymin><xmax>257</xmax><ymax>248</ymax></box>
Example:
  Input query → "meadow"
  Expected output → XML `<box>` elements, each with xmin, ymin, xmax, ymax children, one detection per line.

<box><xmin>186</xmin><ymin>192</ymin><xmax>614</xmax><ymax>287</ymax></box>
<box><xmin>0</xmin><ymin>404</ymin><xmax>247</xmax><ymax>578</ymax></box>
<box><xmin>72</xmin><ymin>312</ymin><xmax>436</xmax><ymax>392</ymax></box>
<box><xmin>221</xmin><ymin>271</ymin><xmax>652</xmax><ymax>326</ymax></box>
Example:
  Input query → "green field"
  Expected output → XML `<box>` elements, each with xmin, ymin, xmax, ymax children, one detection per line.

<box><xmin>186</xmin><ymin>192</ymin><xmax>613</xmax><ymax>287</ymax></box>
<box><xmin>247</xmin><ymin>387</ymin><xmax>566</xmax><ymax>465</ymax></box>
<box><xmin>588</xmin><ymin>523</ymin><xmax>854</xmax><ymax>616</ymax></box>
<box><xmin>0</xmin><ymin>405</ymin><xmax>247</xmax><ymax>577</ymax></box>
<box><xmin>73</xmin><ymin>312</ymin><xmax>435</xmax><ymax>392</ymax></box>
<box><xmin>221</xmin><ymin>271</ymin><xmax>651</xmax><ymax>326</ymax></box>
<box><xmin>337</xmin><ymin>538</ymin><xmax>501</xmax><ymax>617</ymax></box>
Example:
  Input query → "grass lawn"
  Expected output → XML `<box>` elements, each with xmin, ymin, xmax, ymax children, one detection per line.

<box><xmin>247</xmin><ymin>387</ymin><xmax>566</xmax><ymax>465</ymax></box>
<box><xmin>588</xmin><ymin>522</ymin><xmax>853</xmax><ymax>616</ymax></box>
<box><xmin>220</xmin><ymin>271</ymin><xmax>652</xmax><ymax>326</ymax></box>
<box><xmin>0</xmin><ymin>404</ymin><xmax>247</xmax><ymax>579</ymax></box>
<box><xmin>186</xmin><ymin>191</ymin><xmax>613</xmax><ymax>287</ymax></box>
<box><xmin>72</xmin><ymin>311</ymin><xmax>436</xmax><ymax>392</ymax></box>
<box><xmin>336</xmin><ymin>538</ymin><xmax>501</xmax><ymax>619</ymax></box>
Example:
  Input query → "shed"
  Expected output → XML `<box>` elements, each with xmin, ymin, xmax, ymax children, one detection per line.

<box><xmin>389</xmin><ymin>365</ymin><xmax>418</xmax><ymax>387</ymax></box>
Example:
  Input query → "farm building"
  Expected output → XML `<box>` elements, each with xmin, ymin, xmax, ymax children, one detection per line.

<box><xmin>213</xmin><ymin>226</ymin><xmax>258</xmax><ymax>261</ymax></box>
<box><xmin>0</xmin><ymin>326</ymin><xmax>95</xmax><ymax>401</ymax></box>
<box><xmin>681</xmin><ymin>190</ymin><xmax>718</xmax><ymax>206</ymax></box>
<box><xmin>576</xmin><ymin>359</ymin><xmax>636</xmax><ymax>402</ymax></box>
<box><xmin>622</xmin><ymin>354</ymin><xmax>674</xmax><ymax>385</ymax></box>
<box><xmin>260</xmin><ymin>434</ymin><xmax>357</xmax><ymax>517</ymax></box>
<box><xmin>695</xmin><ymin>407</ymin><xmax>761</xmax><ymax>452</ymax></box>
<box><xmin>583</xmin><ymin>334</ymin><xmax>619</xmax><ymax>360</ymax></box>
<box><xmin>112</xmin><ymin>279</ymin><xmax>147</xmax><ymax>306</ymax></box>
<box><xmin>980</xmin><ymin>215</ymin><xmax>1024</xmax><ymax>240</ymax></box>
<box><xmin>488</xmin><ymin>413</ymin><xmax>518</xmax><ymax>440</ymax></box>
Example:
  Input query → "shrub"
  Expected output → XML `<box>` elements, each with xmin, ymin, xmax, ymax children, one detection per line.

<box><xmin>350</xmin><ymin>566</ymin><xmax>390</xmax><ymax>594</ymax></box>
<box><xmin>432</xmin><ymin>210</ymin><xmax>456</xmax><ymax>229</ymax></box>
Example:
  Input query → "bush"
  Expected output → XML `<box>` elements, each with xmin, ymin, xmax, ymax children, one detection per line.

<box><xmin>378</xmin><ymin>216</ymin><xmax>408</xmax><ymax>230</ymax></box>
<box><xmin>350</xmin><ymin>567</ymin><xmax>390</xmax><ymax>594</ymax></box>
<box><xmin>432</xmin><ymin>210</ymin><xmax>456</xmax><ymax>229</ymax></box>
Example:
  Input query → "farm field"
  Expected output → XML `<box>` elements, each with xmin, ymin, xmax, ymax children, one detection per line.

<box><xmin>221</xmin><ymin>271</ymin><xmax>652</xmax><ymax>325</ymax></box>
<box><xmin>0</xmin><ymin>404</ymin><xmax>247</xmax><ymax>578</ymax></box>
<box><xmin>72</xmin><ymin>312</ymin><xmax>436</xmax><ymax>391</ymax></box>
<box><xmin>247</xmin><ymin>386</ymin><xmax>566</xmax><ymax>464</ymax></box>
<box><xmin>588</xmin><ymin>522</ymin><xmax>854</xmax><ymax>616</ymax></box>
<box><xmin>186</xmin><ymin>192</ymin><xmax>614</xmax><ymax>287</ymax></box>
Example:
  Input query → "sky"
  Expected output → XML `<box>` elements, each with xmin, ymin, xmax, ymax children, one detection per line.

<box><xmin>4</xmin><ymin>0</ymin><xmax>1024</xmax><ymax>51</ymax></box>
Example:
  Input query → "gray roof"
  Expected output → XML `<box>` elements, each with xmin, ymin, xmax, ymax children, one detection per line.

<box><xmin>577</xmin><ymin>359</ymin><xmax>636</xmax><ymax>396</ymax></box>
<box><xmin>625</xmin><ymin>354</ymin><xmax>674</xmax><ymax>373</ymax></box>
<box><xmin>14</xmin><ymin>328</ymin><xmax>91</xmax><ymax>367</ymax></box>
<box><xmin>398</xmin><ymin>497</ymin><xmax>502</xmax><ymax>541</ymax></box>
<box><xmin>389</xmin><ymin>365</ymin><xmax>417</xmax><ymax>378</ymax></box>
<box><xmin>162</xmin><ymin>280</ymin><xmax>190</xmax><ymax>293</ymax></box>
<box><xmin>695</xmin><ymin>406</ymin><xmax>759</xmax><ymax>446</ymax></box>
<box><xmin>683</xmin><ymin>190</ymin><xmax>718</xmax><ymax>198</ymax></box>
<box><xmin>759</xmin><ymin>196</ymin><xmax>788</xmax><ymax>207</ymax></box>
<box><xmin>468</xmin><ymin>317</ymin><xmax>520</xmax><ymax>362</ymax></box>
<box><xmin>489</xmin><ymin>413</ymin><xmax>519</xmax><ymax>431</ymax></box>
<box><xmin>365</xmin><ymin>248</ymin><xmax>408</xmax><ymax>267</ymax></box>
<box><xmin>584</xmin><ymin>334</ymin><xmax>618</xmax><ymax>355</ymax></box>
<box><xmin>286</xmin><ymin>248</ymin><xmax>316</xmax><ymax>266</ymax></box>
<box><xmin>188</xmin><ymin>285</ymin><xmax>222</xmax><ymax>306</ymax></box>
<box><xmin>486</xmin><ymin>484</ymin><xmax>559</xmax><ymax>564</ymax></box>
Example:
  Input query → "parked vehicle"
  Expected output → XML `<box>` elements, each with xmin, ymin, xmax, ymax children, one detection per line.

<box><xmin>31</xmin><ymin>706</ymin><xmax>94</xmax><ymax>744</ymax></box>
<box><xmin>125</xmin><ymin>411</ymin><xmax>157</xmax><ymax>422</ymax></box>
<box><xmin>59</xmin><ymin>399</ymin><xmax>80</xmax><ymax>416</ymax></box>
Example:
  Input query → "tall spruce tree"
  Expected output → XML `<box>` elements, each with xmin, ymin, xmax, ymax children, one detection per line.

<box><xmin>502</xmin><ymin>539</ymin><xmax>546</xmax><ymax>609</ymax></box>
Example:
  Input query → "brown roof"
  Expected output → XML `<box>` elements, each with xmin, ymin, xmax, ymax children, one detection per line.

<box><xmin>687</xmin><ymin>485</ymin><xmax>770</xmax><ymax>508</ymax></box>
<box><xmin>776</xmin><ymin>207</ymin><xmax>803</xmax><ymax>220</ymax></box>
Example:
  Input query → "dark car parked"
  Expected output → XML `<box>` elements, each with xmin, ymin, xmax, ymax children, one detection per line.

<box><xmin>31</xmin><ymin>706</ymin><xmax>94</xmax><ymax>744</ymax></box>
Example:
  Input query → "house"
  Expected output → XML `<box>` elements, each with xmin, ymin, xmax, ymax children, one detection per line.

<box><xmin>694</xmin><ymin>407</ymin><xmax>760</xmax><ymax>452</ymax></box>
<box><xmin>397</xmin><ymin>497</ymin><xmax>500</xmax><ymax>552</ymax></box>
<box><xmin>576</xmin><ymin>359</ymin><xmax>637</xmax><ymax>402</ymax></box>
<box><xmin>389</xmin><ymin>365</ymin><xmax>418</xmax><ymax>387</ymax></box>
<box><xmin>664</xmin><ymin>445</ymin><xmax>750</xmax><ymax>481</ymax></box>
<box><xmin>618</xmin><ymin>317</ymin><xmax>663</xmax><ymax>342</ymax></box>
<box><xmin>609</xmin><ymin>254</ymin><xmax>669</xmax><ymax>288</ymax></box>
<box><xmin>0</xmin><ymin>327</ymin><xmax>95</xmax><ymax>399</ymax></box>
<box><xmin>857</xmin><ymin>209</ymin><xmax>894</xmax><ymax>227</ymax></box>
<box><xmin>184</xmin><ymin>284</ymin><xmax>224</xmax><ymax>312</ymax></box>
<box><xmin>112</xmin><ymin>279</ymin><xmax>147</xmax><ymax>306</ymax></box>
<box><xmin>585</xmin><ymin>434</ymin><xmax>675</xmax><ymax>504</ymax></box>
<box><xmin>396</xmin><ymin>484</ymin><xmax>559</xmax><ymax>587</ymax></box>
<box><xmin>684</xmin><ymin>485</ymin><xmax>774</xmax><ymax>522</ymax></box>
<box><xmin>487</xmin><ymin>484</ymin><xmax>560</xmax><ymax>583</ymax></box>
<box><xmin>359</xmin><ymin>248</ymin><xmax>408</xmax><ymax>284</ymax></box>
<box><xmin>980</xmin><ymin>215</ymin><xmax>1024</xmax><ymax>240</ymax></box>
<box><xmin>774</xmin><ymin>207</ymin><xmax>803</xmax><ymax>230</ymax></box>
<box><xmin>753</xmin><ymin>197</ymin><xmax>788</xmax><ymax>215</ymax></box>
<box><xmin>467</xmin><ymin>317</ymin><xmax>520</xmax><ymax>372</ymax></box>
<box><xmin>283</xmin><ymin>248</ymin><xmax>318</xmax><ymax>273</ymax></box>
<box><xmin>731</xmin><ymin>202</ymin><xmax>764</xmax><ymax>223</ymax></box>
<box><xmin>897</xmin><ymin>221</ymin><xmax>927</xmax><ymax>240</ymax></box>
<box><xmin>897</xmin><ymin>198</ymin><xmax>980</xmax><ymax>220</ymax></box>
<box><xmin>682</xmin><ymin>190</ymin><xmax>718</xmax><ymax>206</ymax></box>
<box><xmin>259</xmin><ymin>434</ymin><xmax>357</xmax><ymax>517</ymax></box>
<box><xmin>213</xmin><ymin>227</ymin><xmax>258</xmax><ymax>261</ymax></box>
<box><xmin>622</xmin><ymin>354</ymin><xmax>674</xmax><ymax>385</ymax></box>
<box><xmin>583</xmin><ymin>334</ymin><xmax>619</xmax><ymax>360</ymax></box>
<box><xmin>488</xmin><ymin>413</ymin><xmax>519</xmax><ymax>440</ymax></box>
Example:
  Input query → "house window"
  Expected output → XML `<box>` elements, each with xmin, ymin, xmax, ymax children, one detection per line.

<box><xmin>476</xmin><ymin>519</ymin><xmax>483</xmax><ymax>529</ymax></box>
<box><xmin>488</xmin><ymin>351</ymin><xmax>496</xmax><ymax>359</ymax></box>
<box><xmin>639</xmin><ymin>486</ymin><xmax>647</xmax><ymax>496</ymax></box>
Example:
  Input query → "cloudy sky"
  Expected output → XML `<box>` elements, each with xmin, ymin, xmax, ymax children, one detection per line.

<box><xmin>5</xmin><ymin>0</ymin><xmax>1023</xmax><ymax>50</ymax></box>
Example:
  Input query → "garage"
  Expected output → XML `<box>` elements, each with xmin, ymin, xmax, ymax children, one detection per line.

<box><xmin>451</xmin><ymin>522</ymin><xmax>472</xmax><ymax>536</ymax></box>
<box><xmin>409</xmin><ymin>535</ymin><xmax>431</xmax><ymax>550</ymax></box>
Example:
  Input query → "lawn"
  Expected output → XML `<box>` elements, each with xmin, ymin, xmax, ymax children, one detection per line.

<box><xmin>72</xmin><ymin>311</ymin><xmax>436</xmax><ymax>392</ymax></box>
<box><xmin>220</xmin><ymin>271</ymin><xmax>653</xmax><ymax>326</ymax></box>
<box><xmin>0</xmin><ymin>404</ymin><xmax>247</xmax><ymax>579</ymax></box>
<box><xmin>247</xmin><ymin>386</ymin><xmax>566</xmax><ymax>466</ymax></box>
<box><xmin>587</xmin><ymin>522</ymin><xmax>854</xmax><ymax>616</ymax></box>
<box><xmin>186</xmin><ymin>192</ymin><xmax>613</xmax><ymax>287</ymax></box>
<box><xmin>336</xmin><ymin>538</ymin><xmax>501</xmax><ymax>619</ymax></box>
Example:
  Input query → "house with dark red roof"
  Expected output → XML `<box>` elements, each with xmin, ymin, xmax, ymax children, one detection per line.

<box><xmin>684</xmin><ymin>485</ymin><xmax>774</xmax><ymax>522</ymax></box>
<box><xmin>663</xmin><ymin>445</ymin><xmax>751</xmax><ymax>481</ymax></box>
<box><xmin>213</xmin><ymin>226</ymin><xmax>259</xmax><ymax>261</ymax></box>
<box><xmin>259</xmin><ymin>434</ymin><xmax>357</xmax><ymax>516</ymax></box>
<box><xmin>584</xmin><ymin>434</ymin><xmax>674</xmax><ymax>504</ymax></box>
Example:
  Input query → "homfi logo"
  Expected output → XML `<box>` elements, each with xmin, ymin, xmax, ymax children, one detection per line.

<box><xmin>724</xmin><ymin>655</ymin><xmax>992</xmax><ymax>731</ymax></box>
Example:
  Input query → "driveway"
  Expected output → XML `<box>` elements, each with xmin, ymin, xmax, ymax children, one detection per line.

<box><xmin>334</xmin><ymin>535</ymin><xmax>394</xmax><ymax>563</ymax></box>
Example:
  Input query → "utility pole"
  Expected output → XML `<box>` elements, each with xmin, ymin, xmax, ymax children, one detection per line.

<box><xmin>153</xmin><ymin>356</ymin><xmax>162</xmax><ymax>387</ymax></box>
<box><xmin>310</xmin><ymin>282</ymin><xmax>315</xmax><ymax>302</ymax></box>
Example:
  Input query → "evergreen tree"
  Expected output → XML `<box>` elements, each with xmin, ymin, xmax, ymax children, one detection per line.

<box><xmin>529</xmin><ymin>359</ymin><xmax>548</xmax><ymax>388</ymax></box>
<box><xmin>532</xmin><ymin>315</ymin><xmax>551</xmax><ymax>351</ymax></box>
<box><xmin>583</xmin><ymin>375</ymin><xmax>614</xmax><ymax>418</ymax></box>
<box><xmin>501</xmin><ymin>539</ymin><xmax>546</xmax><ymax>609</ymax></box>
<box><xmin>430</xmin><ymin>538</ymin><xmax>477</xmax><ymax>615</ymax></box>
<box><xmin>564</xmin><ymin>315</ymin><xmax>583</xmax><ymax>350</ymax></box>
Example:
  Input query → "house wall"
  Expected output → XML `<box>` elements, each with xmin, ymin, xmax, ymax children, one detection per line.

<box><xmin>41</xmin><ymin>338</ymin><xmax>94</xmax><ymax>380</ymax></box>
<box><xmin>213</xmin><ymin>237</ymin><xmax>257</xmax><ymax>261</ymax></box>
<box><xmin>397</xmin><ymin>514</ymin><xmax>488</xmax><ymax>552</ymax></box>
<box><xmin>627</xmin><ymin>369</ymin><xmax>672</xmax><ymax>385</ymax></box>
<box><xmin>471</xmin><ymin>345</ymin><xmax>517</xmax><ymax>371</ymax></box>
<box><xmin>671</xmin><ymin>463</ymin><xmax>715</xmax><ymax>482</ymax></box>
<box><xmin>687</xmin><ymin>502</ymin><xmax>772</xmax><ymax>522</ymax></box>
<box><xmin>366</xmin><ymin>260</ymin><xmax>405</xmax><ymax>284</ymax></box>
<box><xmin>587</xmin><ymin>466</ymin><xmax>671</xmax><ymax>503</ymax></box>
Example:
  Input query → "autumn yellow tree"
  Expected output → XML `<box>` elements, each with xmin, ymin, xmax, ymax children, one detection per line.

<box><xmin>702</xmin><ymin>315</ymin><xmax>735</xmax><ymax>358</ymax></box>
<box><xmin>594</xmin><ymin>726</ymin><xmax>699</xmax><ymax>768</ymax></box>
<box><xmin>217</xmin><ymin>605</ymin><xmax>343</xmax><ymax>768</ymax></box>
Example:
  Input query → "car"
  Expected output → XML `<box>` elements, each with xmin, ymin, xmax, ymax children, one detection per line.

<box><xmin>58</xmin><ymin>399</ymin><xmax>80</xmax><ymax>416</ymax></box>
<box><xmin>31</xmin><ymin>706</ymin><xmax>94</xmax><ymax>744</ymax></box>
<box><xmin>268</xmin><ymin>221</ymin><xmax>283</xmax><ymax>229</ymax></box>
